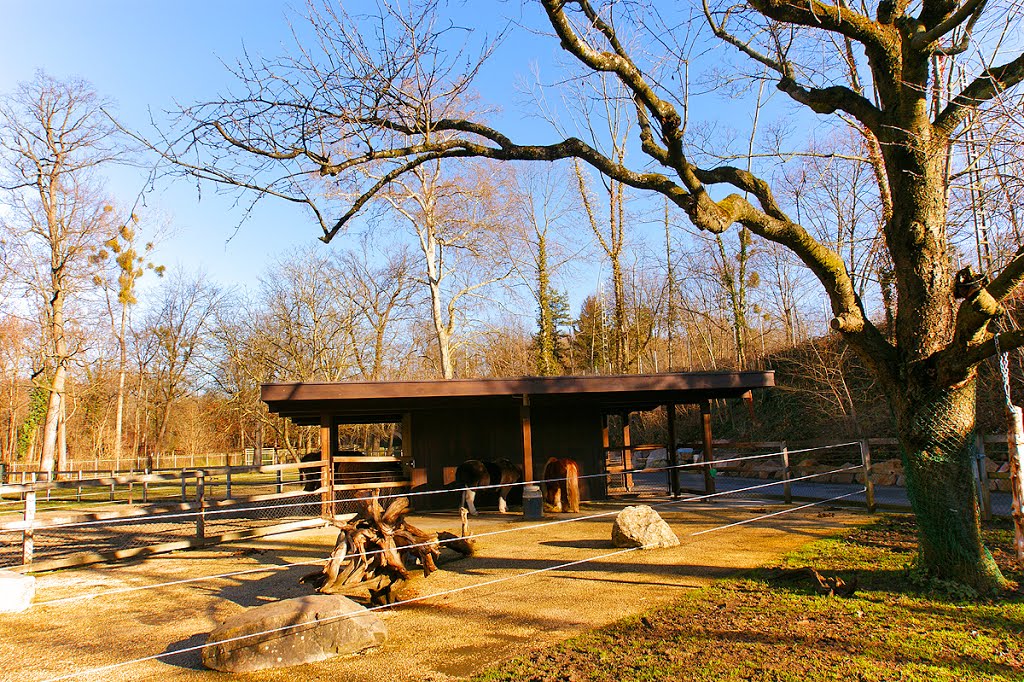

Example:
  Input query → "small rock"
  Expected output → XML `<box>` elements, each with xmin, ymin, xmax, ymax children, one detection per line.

<box><xmin>611</xmin><ymin>505</ymin><xmax>680</xmax><ymax>549</ymax></box>
<box><xmin>202</xmin><ymin>594</ymin><xmax>386</xmax><ymax>672</ymax></box>
<box><xmin>0</xmin><ymin>570</ymin><xmax>35</xmax><ymax>613</ymax></box>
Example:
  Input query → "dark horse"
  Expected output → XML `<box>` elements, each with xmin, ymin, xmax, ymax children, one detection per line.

<box><xmin>299</xmin><ymin>451</ymin><xmax>359</xmax><ymax>492</ymax></box>
<box><xmin>542</xmin><ymin>457</ymin><xmax>580</xmax><ymax>513</ymax></box>
<box><xmin>454</xmin><ymin>458</ymin><xmax>523</xmax><ymax>515</ymax></box>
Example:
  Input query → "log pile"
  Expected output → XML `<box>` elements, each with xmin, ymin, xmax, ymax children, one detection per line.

<box><xmin>303</xmin><ymin>490</ymin><xmax>474</xmax><ymax>606</ymax></box>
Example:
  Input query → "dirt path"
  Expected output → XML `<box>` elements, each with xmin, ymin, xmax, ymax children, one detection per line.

<box><xmin>3</xmin><ymin>499</ymin><xmax>865</xmax><ymax>682</ymax></box>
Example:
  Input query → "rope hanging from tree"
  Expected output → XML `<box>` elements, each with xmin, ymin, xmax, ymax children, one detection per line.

<box><xmin>991</xmin><ymin>331</ymin><xmax>1024</xmax><ymax>560</ymax></box>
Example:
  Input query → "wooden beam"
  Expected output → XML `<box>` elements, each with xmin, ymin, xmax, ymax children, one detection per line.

<box><xmin>667</xmin><ymin>402</ymin><xmax>679</xmax><ymax>497</ymax></box>
<box><xmin>320</xmin><ymin>412</ymin><xmax>332</xmax><ymax>520</ymax></box>
<box><xmin>520</xmin><ymin>395</ymin><xmax>534</xmax><ymax>482</ymax></box>
<box><xmin>621</xmin><ymin>413</ymin><xmax>634</xmax><ymax>491</ymax></box>
<box><xmin>701</xmin><ymin>401</ymin><xmax>716</xmax><ymax>495</ymax></box>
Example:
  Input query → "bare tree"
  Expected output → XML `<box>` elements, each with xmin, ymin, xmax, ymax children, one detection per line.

<box><xmin>0</xmin><ymin>73</ymin><xmax>121</xmax><ymax>473</ymax></box>
<box><xmin>339</xmin><ymin>239</ymin><xmax>415</xmax><ymax>381</ymax></box>
<box><xmin>160</xmin><ymin>0</ymin><xmax>1024</xmax><ymax>590</ymax></box>
<box><xmin>145</xmin><ymin>272</ymin><xmax>222</xmax><ymax>452</ymax></box>
<box><xmin>380</xmin><ymin>161</ymin><xmax>513</xmax><ymax>379</ymax></box>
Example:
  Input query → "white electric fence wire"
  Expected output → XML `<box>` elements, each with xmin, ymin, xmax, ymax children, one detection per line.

<box><xmin>16</xmin><ymin>443</ymin><xmax>860</xmax><ymax>532</ymax></box>
<box><xmin>36</xmin><ymin>488</ymin><xmax>859</xmax><ymax>682</ymax></box>
<box><xmin>35</xmin><ymin>463</ymin><xmax>863</xmax><ymax>607</ymax></box>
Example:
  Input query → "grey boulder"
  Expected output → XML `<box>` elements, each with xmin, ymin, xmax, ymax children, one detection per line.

<box><xmin>202</xmin><ymin>594</ymin><xmax>386</xmax><ymax>672</ymax></box>
<box><xmin>0</xmin><ymin>570</ymin><xmax>34</xmax><ymax>613</ymax></box>
<box><xmin>611</xmin><ymin>505</ymin><xmax>680</xmax><ymax>549</ymax></box>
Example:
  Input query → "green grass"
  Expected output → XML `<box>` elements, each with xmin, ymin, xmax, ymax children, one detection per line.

<box><xmin>474</xmin><ymin>516</ymin><xmax>1024</xmax><ymax>682</ymax></box>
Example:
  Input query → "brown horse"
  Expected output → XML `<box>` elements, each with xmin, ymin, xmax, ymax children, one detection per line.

<box><xmin>543</xmin><ymin>457</ymin><xmax>580</xmax><ymax>513</ymax></box>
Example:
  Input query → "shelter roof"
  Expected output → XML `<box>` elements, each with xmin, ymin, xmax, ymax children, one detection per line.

<box><xmin>263</xmin><ymin>371</ymin><xmax>774</xmax><ymax>425</ymax></box>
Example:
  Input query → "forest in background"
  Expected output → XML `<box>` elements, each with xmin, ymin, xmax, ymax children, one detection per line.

<box><xmin>1</xmin><ymin>53</ymin><xmax>1022</xmax><ymax>469</ymax></box>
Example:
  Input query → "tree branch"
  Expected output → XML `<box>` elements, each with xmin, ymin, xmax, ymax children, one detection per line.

<box><xmin>776</xmin><ymin>76</ymin><xmax>883</xmax><ymax>132</ymax></box>
<box><xmin>912</xmin><ymin>0</ymin><xmax>988</xmax><ymax>50</ymax></box>
<box><xmin>935</xmin><ymin>52</ymin><xmax>1024</xmax><ymax>136</ymax></box>
<box><xmin>747</xmin><ymin>0</ymin><xmax>889</xmax><ymax>51</ymax></box>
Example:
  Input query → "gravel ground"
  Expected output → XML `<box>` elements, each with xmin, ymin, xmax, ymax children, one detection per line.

<box><xmin>3</xmin><ymin>497</ymin><xmax>865</xmax><ymax>682</ymax></box>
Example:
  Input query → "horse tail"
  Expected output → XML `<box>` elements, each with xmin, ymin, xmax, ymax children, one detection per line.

<box><xmin>565</xmin><ymin>459</ymin><xmax>580</xmax><ymax>513</ymax></box>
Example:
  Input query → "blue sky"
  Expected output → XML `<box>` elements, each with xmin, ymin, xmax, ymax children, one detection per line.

<box><xmin>1</xmin><ymin>1</ymin><xmax>825</xmax><ymax>321</ymax></box>
<box><xmin>0</xmin><ymin>2</ymin><xmax>579</xmax><ymax>293</ymax></box>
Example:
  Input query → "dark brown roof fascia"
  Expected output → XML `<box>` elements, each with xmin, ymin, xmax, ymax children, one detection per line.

<box><xmin>261</xmin><ymin>371</ymin><xmax>774</xmax><ymax>404</ymax></box>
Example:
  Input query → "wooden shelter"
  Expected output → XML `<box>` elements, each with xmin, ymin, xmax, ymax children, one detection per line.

<box><xmin>262</xmin><ymin>371</ymin><xmax>774</xmax><ymax>511</ymax></box>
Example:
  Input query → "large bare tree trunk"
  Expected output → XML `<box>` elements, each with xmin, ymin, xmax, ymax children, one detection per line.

<box><xmin>894</xmin><ymin>379</ymin><xmax>1003</xmax><ymax>589</ymax></box>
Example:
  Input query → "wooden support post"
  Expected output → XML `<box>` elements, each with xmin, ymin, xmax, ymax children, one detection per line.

<box><xmin>225</xmin><ymin>468</ymin><xmax>232</xmax><ymax>500</ymax></box>
<box><xmin>320</xmin><ymin>413</ymin><xmax>333</xmax><ymax>520</ymax></box>
<box><xmin>255</xmin><ymin>422</ymin><xmax>263</xmax><ymax>466</ymax></box>
<box><xmin>77</xmin><ymin>470</ymin><xmax>83</xmax><ymax>502</ymax></box>
<box><xmin>127</xmin><ymin>474</ymin><xmax>133</xmax><ymax>505</ymax></box>
<box><xmin>520</xmin><ymin>396</ymin><xmax>534</xmax><ymax>482</ymax></box>
<box><xmin>859</xmin><ymin>440</ymin><xmax>876</xmax><ymax>513</ymax></box>
<box><xmin>195</xmin><ymin>470</ymin><xmax>206</xmax><ymax>545</ymax></box>
<box><xmin>276</xmin><ymin>469</ymin><xmax>284</xmax><ymax>495</ymax></box>
<box><xmin>601</xmin><ymin>413</ymin><xmax>612</xmax><ymax>491</ymax></box>
<box><xmin>700</xmin><ymin>401</ymin><xmax>715</xmax><ymax>495</ymax></box>
<box><xmin>621</xmin><ymin>412</ymin><xmax>633</xmax><ymax>491</ymax></box>
<box><xmin>667</xmin><ymin>402</ymin><xmax>679</xmax><ymax>497</ymax></box>
<box><xmin>109</xmin><ymin>469</ymin><xmax>116</xmax><ymax>502</ymax></box>
<box><xmin>22</xmin><ymin>489</ymin><xmax>35</xmax><ymax>565</ymax></box>
<box><xmin>1006</xmin><ymin>407</ymin><xmax>1024</xmax><ymax>560</ymax></box>
<box><xmin>181</xmin><ymin>469</ymin><xmax>187</xmax><ymax>501</ymax></box>
<box><xmin>781</xmin><ymin>445</ymin><xmax>792</xmax><ymax>504</ymax></box>
<box><xmin>974</xmin><ymin>433</ymin><xmax>992</xmax><ymax>521</ymax></box>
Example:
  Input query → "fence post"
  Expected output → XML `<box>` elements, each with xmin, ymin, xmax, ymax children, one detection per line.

<box><xmin>276</xmin><ymin>468</ymin><xmax>284</xmax><ymax>495</ymax></box>
<box><xmin>974</xmin><ymin>433</ymin><xmax>992</xmax><ymax>521</ymax></box>
<box><xmin>859</xmin><ymin>440</ymin><xmax>876</xmax><ymax>513</ymax></box>
<box><xmin>108</xmin><ymin>470</ymin><xmax>116</xmax><ymax>502</ymax></box>
<box><xmin>195</xmin><ymin>470</ymin><xmax>206</xmax><ymax>546</ymax></box>
<box><xmin>781</xmin><ymin>445</ymin><xmax>792</xmax><ymax>504</ymax></box>
<box><xmin>22</xmin><ymin>489</ymin><xmax>35</xmax><ymax>565</ymax></box>
<box><xmin>127</xmin><ymin>470</ymin><xmax>134</xmax><ymax>505</ymax></box>
<box><xmin>181</xmin><ymin>469</ymin><xmax>187</xmax><ymax>501</ymax></box>
<box><xmin>225</xmin><ymin>468</ymin><xmax>232</xmax><ymax>500</ymax></box>
<box><xmin>77</xmin><ymin>470</ymin><xmax>83</xmax><ymax>502</ymax></box>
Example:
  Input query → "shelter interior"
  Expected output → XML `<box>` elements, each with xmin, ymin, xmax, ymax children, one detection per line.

<box><xmin>262</xmin><ymin>371</ymin><xmax>775</xmax><ymax>510</ymax></box>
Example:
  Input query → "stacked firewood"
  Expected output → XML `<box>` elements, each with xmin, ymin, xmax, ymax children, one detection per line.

<box><xmin>303</xmin><ymin>490</ymin><xmax>474</xmax><ymax>605</ymax></box>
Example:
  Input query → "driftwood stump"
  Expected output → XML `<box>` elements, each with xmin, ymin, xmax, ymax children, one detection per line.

<box><xmin>303</xmin><ymin>490</ymin><xmax>473</xmax><ymax>605</ymax></box>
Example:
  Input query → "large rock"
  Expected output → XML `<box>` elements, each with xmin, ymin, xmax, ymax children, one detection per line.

<box><xmin>202</xmin><ymin>594</ymin><xmax>386</xmax><ymax>672</ymax></box>
<box><xmin>0</xmin><ymin>570</ymin><xmax>34</xmax><ymax>613</ymax></box>
<box><xmin>611</xmin><ymin>505</ymin><xmax>680</xmax><ymax>549</ymax></box>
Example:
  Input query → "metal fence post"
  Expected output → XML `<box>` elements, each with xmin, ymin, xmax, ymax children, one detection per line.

<box><xmin>859</xmin><ymin>440</ymin><xmax>876</xmax><ymax>513</ymax></box>
<box><xmin>781</xmin><ymin>445</ymin><xmax>792</xmax><ymax>504</ymax></box>
<box><xmin>276</xmin><ymin>469</ymin><xmax>284</xmax><ymax>495</ymax></box>
<box><xmin>22</xmin><ymin>489</ymin><xmax>35</xmax><ymax>565</ymax></box>
<box><xmin>195</xmin><ymin>470</ymin><xmax>206</xmax><ymax>546</ymax></box>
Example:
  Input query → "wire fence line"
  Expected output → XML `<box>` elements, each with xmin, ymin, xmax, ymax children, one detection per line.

<box><xmin>34</xmin><ymin>487</ymin><xmax>860</xmax><ymax>682</ymax></box>
<box><xmin>34</xmin><ymin>461</ymin><xmax>865</xmax><ymax>609</ymax></box>
<box><xmin>3</xmin><ymin>435</ymin><xmax>1008</xmax><ymax>572</ymax></box>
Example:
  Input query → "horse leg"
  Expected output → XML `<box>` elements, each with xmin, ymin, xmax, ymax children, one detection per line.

<box><xmin>497</xmin><ymin>485</ymin><xmax>512</xmax><ymax>513</ymax></box>
<box><xmin>463</xmin><ymin>488</ymin><xmax>478</xmax><ymax>516</ymax></box>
